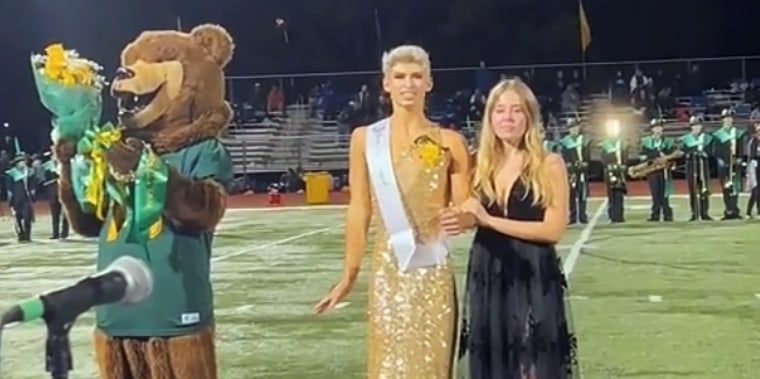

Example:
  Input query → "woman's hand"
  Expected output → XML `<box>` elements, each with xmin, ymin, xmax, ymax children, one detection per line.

<box><xmin>460</xmin><ymin>197</ymin><xmax>490</xmax><ymax>226</ymax></box>
<box><xmin>313</xmin><ymin>273</ymin><xmax>358</xmax><ymax>315</ymax></box>
<box><xmin>439</xmin><ymin>206</ymin><xmax>475</xmax><ymax>236</ymax></box>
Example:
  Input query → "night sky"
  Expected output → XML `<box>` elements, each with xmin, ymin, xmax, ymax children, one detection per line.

<box><xmin>0</xmin><ymin>0</ymin><xmax>756</xmax><ymax>151</ymax></box>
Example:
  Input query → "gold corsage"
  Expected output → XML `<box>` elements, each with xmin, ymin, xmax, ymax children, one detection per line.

<box><xmin>414</xmin><ymin>135</ymin><xmax>446</xmax><ymax>170</ymax></box>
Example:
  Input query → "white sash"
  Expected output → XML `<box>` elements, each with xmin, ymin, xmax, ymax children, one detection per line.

<box><xmin>365</xmin><ymin>118</ymin><xmax>448</xmax><ymax>272</ymax></box>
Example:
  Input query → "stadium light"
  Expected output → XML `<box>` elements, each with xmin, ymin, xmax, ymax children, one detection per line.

<box><xmin>605</xmin><ymin>119</ymin><xmax>620</xmax><ymax>136</ymax></box>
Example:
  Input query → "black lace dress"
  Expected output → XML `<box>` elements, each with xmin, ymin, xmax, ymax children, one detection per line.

<box><xmin>458</xmin><ymin>181</ymin><xmax>578</xmax><ymax>379</ymax></box>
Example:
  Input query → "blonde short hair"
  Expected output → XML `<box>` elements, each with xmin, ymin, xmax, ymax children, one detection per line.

<box><xmin>381</xmin><ymin>45</ymin><xmax>431</xmax><ymax>77</ymax></box>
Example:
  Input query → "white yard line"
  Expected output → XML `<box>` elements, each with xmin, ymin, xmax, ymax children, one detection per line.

<box><xmin>211</xmin><ymin>227</ymin><xmax>331</xmax><ymax>263</ymax></box>
<box><xmin>227</xmin><ymin>193</ymin><xmax>738</xmax><ymax>213</ymax></box>
<box><xmin>563</xmin><ymin>199</ymin><xmax>607</xmax><ymax>278</ymax></box>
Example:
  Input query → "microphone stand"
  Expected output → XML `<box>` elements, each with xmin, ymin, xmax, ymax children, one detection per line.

<box><xmin>44</xmin><ymin>317</ymin><xmax>74</xmax><ymax>379</ymax></box>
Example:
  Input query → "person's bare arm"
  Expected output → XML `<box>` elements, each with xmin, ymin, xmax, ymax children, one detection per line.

<box><xmin>342</xmin><ymin>127</ymin><xmax>373</xmax><ymax>279</ymax></box>
<box><xmin>443</xmin><ymin>129</ymin><xmax>472</xmax><ymax>205</ymax></box>
<box><xmin>442</xmin><ymin>129</ymin><xmax>475</xmax><ymax>228</ymax></box>
<box><xmin>483</xmin><ymin>153</ymin><xmax>569</xmax><ymax>243</ymax></box>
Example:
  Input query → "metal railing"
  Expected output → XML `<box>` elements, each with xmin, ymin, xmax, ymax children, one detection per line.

<box><xmin>225</xmin><ymin>132</ymin><xmax>351</xmax><ymax>174</ymax></box>
<box><xmin>224</xmin><ymin>55</ymin><xmax>760</xmax><ymax>106</ymax></box>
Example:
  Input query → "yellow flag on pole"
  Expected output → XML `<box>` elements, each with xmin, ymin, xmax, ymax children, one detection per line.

<box><xmin>579</xmin><ymin>0</ymin><xmax>591</xmax><ymax>52</ymax></box>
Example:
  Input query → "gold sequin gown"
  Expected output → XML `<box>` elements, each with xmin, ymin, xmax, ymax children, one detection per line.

<box><xmin>367</xmin><ymin>131</ymin><xmax>457</xmax><ymax>379</ymax></box>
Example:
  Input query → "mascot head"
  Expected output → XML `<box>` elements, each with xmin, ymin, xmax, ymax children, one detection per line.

<box><xmin>110</xmin><ymin>24</ymin><xmax>234</xmax><ymax>153</ymax></box>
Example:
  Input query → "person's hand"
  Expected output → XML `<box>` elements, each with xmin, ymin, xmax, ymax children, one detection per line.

<box><xmin>106</xmin><ymin>138</ymin><xmax>144</xmax><ymax>180</ymax></box>
<box><xmin>313</xmin><ymin>274</ymin><xmax>357</xmax><ymax>315</ymax></box>
<box><xmin>439</xmin><ymin>206</ymin><xmax>474</xmax><ymax>236</ymax></box>
<box><xmin>460</xmin><ymin>197</ymin><xmax>490</xmax><ymax>225</ymax></box>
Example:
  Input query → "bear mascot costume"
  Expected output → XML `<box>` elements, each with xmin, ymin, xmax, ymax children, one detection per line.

<box><xmin>53</xmin><ymin>24</ymin><xmax>234</xmax><ymax>379</ymax></box>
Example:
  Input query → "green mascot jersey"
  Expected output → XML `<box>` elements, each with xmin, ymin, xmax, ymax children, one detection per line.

<box><xmin>95</xmin><ymin>139</ymin><xmax>232</xmax><ymax>337</ymax></box>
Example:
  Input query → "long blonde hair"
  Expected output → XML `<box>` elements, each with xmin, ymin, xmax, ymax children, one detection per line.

<box><xmin>472</xmin><ymin>78</ymin><xmax>554</xmax><ymax>208</ymax></box>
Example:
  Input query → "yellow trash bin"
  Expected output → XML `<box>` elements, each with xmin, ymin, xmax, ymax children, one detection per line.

<box><xmin>305</xmin><ymin>172</ymin><xmax>331</xmax><ymax>205</ymax></box>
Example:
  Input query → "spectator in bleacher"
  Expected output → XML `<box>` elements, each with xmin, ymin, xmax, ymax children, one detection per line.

<box><xmin>249</xmin><ymin>82</ymin><xmax>265</xmax><ymax>111</ymax></box>
<box><xmin>685</xmin><ymin>64</ymin><xmax>705</xmax><ymax>96</ymax></box>
<box><xmin>474</xmin><ymin>60</ymin><xmax>492</xmax><ymax>94</ymax></box>
<box><xmin>267</xmin><ymin>85</ymin><xmax>285</xmax><ymax>115</ymax></box>
<box><xmin>337</xmin><ymin>101</ymin><xmax>361</xmax><ymax>135</ymax></box>
<box><xmin>308</xmin><ymin>84</ymin><xmax>321</xmax><ymax>117</ymax></box>
<box><xmin>544</xmin><ymin>70</ymin><xmax>565</xmax><ymax>117</ymax></box>
<box><xmin>568</xmin><ymin>69</ymin><xmax>583</xmax><ymax>94</ymax></box>
<box><xmin>746</xmin><ymin>82</ymin><xmax>759</xmax><ymax>107</ymax></box>
<box><xmin>355</xmin><ymin>84</ymin><xmax>373</xmax><ymax>123</ymax></box>
<box><xmin>630</xmin><ymin>69</ymin><xmax>652</xmax><ymax>114</ymax></box>
<box><xmin>749</xmin><ymin>103</ymin><xmax>760</xmax><ymax>122</ymax></box>
<box><xmin>377</xmin><ymin>93</ymin><xmax>390</xmax><ymax>119</ymax></box>
<box><xmin>561</xmin><ymin>84</ymin><xmax>581</xmax><ymax>114</ymax></box>
<box><xmin>609</xmin><ymin>71</ymin><xmax>628</xmax><ymax>106</ymax></box>
<box><xmin>468</xmin><ymin>88</ymin><xmax>486</xmax><ymax>121</ymax></box>
<box><xmin>651</xmin><ymin>70</ymin><xmax>677</xmax><ymax>114</ymax></box>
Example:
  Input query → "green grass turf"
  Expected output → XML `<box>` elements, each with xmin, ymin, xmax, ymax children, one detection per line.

<box><xmin>0</xmin><ymin>196</ymin><xmax>757</xmax><ymax>378</ymax></box>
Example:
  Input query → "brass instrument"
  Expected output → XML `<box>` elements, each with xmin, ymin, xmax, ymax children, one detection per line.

<box><xmin>697</xmin><ymin>153</ymin><xmax>709</xmax><ymax>195</ymax></box>
<box><xmin>627</xmin><ymin>150</ymin><xmax>684</xmax><ymax>179</ymax></box>
<box><xmin>695</xmin><ymin>136</ymin><xmax>709</xmax><ymax>195</ymax></box>
<box><xmin>726</xmin><ymin>130</ymin><xmax>737</xmax><ymax>195</ymax></box>
<box><xmin>606</xmin><ymin>150</ymin><xmax>626</xmax><ymax>189</ymax></box>
<box><xmin>603</xmin><ymin>120</ymin><xmax>626</xmax><ymax>189</ymax></box>
<box><xmin>569</xmin><ymin>136</ymin><xmax>585</xmax><ymax>189</ymax></box>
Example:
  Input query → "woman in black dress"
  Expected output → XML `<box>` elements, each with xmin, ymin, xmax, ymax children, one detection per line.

<box><xmin>457</xmin><ymin>78</ymin><xmax>578</xmax><ymax>378</ymax></box>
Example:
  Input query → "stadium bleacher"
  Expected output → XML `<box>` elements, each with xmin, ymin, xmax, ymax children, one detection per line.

<box><xmin>223</xmin><ymin>74</ymin><xmax>758</xmax><ymax>175</ymax></box>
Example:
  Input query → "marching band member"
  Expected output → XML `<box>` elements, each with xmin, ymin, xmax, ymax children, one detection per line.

<box><xmin>5</xmin><ymin>138</ymin><xmax>36</xmax><ymax>242</ymax></box>
<box><xmin>599</xmin><ymin>119</ymin><xmax>628</xmax><ymax>223</ymax></box>
<box><xmin>42</xmin><ymin>152</ymin><xmax>69</xmax><ymax>239</ymax></box>
<box><xmin>680</xmin><ymin>116</ymin><xmax>713</xmax><ymax>221</ymax></box>
<box><xmin>744</xmin><ymin>123</ymin><xmax>760</xmax><ymax>218</ymax></box>
<box><xmin>711</xmin><ymin>108</ymin><xmax>745</xmax><ymax>220</ymax></box>
<box><xmin>558</xmin><ymin>116</ymin><xmax>590</xmax><ymax>224</ymax></box>
<box><xmin>541</xmin><ymin>127</ymin><xmax>557</xmax><ymax>152</ymax></box>
<box><xmin>639</xmin><ymin>118</ymin><xmax>676</xmax><ymax>222</ymax></box>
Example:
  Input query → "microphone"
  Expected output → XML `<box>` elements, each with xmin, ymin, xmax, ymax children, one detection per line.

<box><xmin>1</xmin><ymin>256</ymin><xmax>153</xmax><ymax>326</ymax></box>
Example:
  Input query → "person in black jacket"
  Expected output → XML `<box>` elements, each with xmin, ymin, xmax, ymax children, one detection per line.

<box><xmin>42</xmin><ymin>154</ymin><xmax>69</xmax><ymax>239</ymax></box>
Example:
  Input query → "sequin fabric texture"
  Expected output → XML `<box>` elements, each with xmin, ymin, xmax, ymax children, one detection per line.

<box><xmin>367</xmin><ymin>129</ymin><xmax>457</xmax><ymax>379</ymax></box>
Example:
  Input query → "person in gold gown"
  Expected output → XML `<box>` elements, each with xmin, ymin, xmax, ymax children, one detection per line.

<box><xmin>313</xmin><ymin>45</ymin><xmax>472</xmax><ymax>378</ymax></box>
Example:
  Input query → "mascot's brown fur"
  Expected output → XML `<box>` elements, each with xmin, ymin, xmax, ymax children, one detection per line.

<box><xmin>54</xmin><ymin>24</ymin><xmax>234</xmax><ymax>379</ymax></box>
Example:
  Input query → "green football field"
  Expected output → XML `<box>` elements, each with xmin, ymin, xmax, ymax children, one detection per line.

<box><xmin>0</xmin><ymin>195</ymin><xmax>758</xmax><ymax>378</ymax></box>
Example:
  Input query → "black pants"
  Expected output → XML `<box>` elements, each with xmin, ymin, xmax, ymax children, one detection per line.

<box><xmin>50</xmin><ymin>199</ymin><xmax>69</xmax><ymax>238</ymax></box>
<box><xmin>717</xmin><ymin>165</ymin><xmax>740</xmax><ymax>218</ymax></box>
<box><xmin>647</xmin><ymin>172</ymin><xmax>672</xmax><ymax>221</ymax></box>
<box><xmin>569</xmin><ymin>178</ymin><xmax>588</xmax><ymax>223</ymax></box>
<box><xmin>747</xmin><ymin>187</ymin><xmax>760</xmax><ymax>216</ymax></box>
<box><xmin>686</xmin><ymin>161</ymin><xmax>710</xmax><ymax>219</ymax></box>
<box><xmin>11</xmin><ymin>203</ymin><xmax>33</xmax><ymax>241</ymax></box>
<box><xmin>606</xmin><ymin>187</ymin><xmax>625</xmax><ymax>222</ymax></box>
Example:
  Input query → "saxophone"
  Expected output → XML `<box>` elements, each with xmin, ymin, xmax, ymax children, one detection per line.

<box><xmin>628</xmin><ymin>150</ymin><xmax>684</xmax><ymax>178</ymax></box>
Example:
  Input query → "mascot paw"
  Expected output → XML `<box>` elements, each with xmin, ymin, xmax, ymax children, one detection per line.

<box><xmin>53</xmin><ymin>140</ymin><xmax>77</xmax><ymax>163</ymax></box>
<box><xmin>106</xmin><ymin>137</ymin><xmax>144</xmax><ymax>179</ymax></box>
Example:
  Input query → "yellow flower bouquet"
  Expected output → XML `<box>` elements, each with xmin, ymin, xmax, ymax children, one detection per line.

<box><xmin>31</xmin><ymin>43</ymin><xmax>106</xmax><ymax>141</ymax></box>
